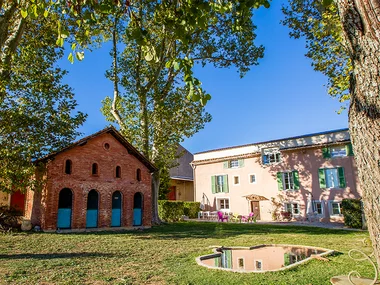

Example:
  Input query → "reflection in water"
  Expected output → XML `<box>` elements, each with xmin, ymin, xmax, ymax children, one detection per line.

<box><xmin>200</xmin><ymin>245</ymin><xmax>328</xmax><ymax>272</ymax></box>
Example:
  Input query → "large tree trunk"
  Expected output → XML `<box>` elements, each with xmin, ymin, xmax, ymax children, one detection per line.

<box><xmin>151</xmin><ymin>170</ymin><xmax>161</xmax><ymax>225</ymax></box>
<box><xmin>336</xmin><ymin>0</ymin><xmax>380</xmax><ymax>270</ymax></box>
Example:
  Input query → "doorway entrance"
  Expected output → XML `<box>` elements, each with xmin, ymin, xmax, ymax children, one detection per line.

<box><xmin>57</xmin><ymin>188</ymin><xmax>72</xmax><ymax>229</ymax></box>
<box><xmin>86</xmin><ymin>190</ymin><xmax>99</xmax><ymax>228</ymax></box>
<box><xmin>250</xmin><ymin>201</ymin><xmax>261</xmax><ymax>220</ymax></box>
<box><xmin>111</xmin><ymin>191</ymin><xmax>122</xmax><ymax>227</ymax></box>
<box><xmin>133</xmin><ymin>192</ymin><xmax>143</xmax><ymax>226</ymax></box>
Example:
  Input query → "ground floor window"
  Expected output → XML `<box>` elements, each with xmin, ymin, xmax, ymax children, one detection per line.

<box><xmin>284</xmin><ymin>203</ymin><xmax>300</xmax><ymax>215</ymax></box>
<box><xmin>217</xmin><ymin>198</ymin><xmax>230</xmax><ymax>211</ymax></box>
<box><xmin>329</xmin><ymin>201</ymin><xmax>342</xmax><ymax>216</ymax></box>
<box><xmin>312</xmin><ymin>201</ymin><xmax>324</xmax><ymax>215</ymax></box>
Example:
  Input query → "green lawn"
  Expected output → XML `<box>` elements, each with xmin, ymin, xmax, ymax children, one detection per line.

<box><xmin>0</xmin><ymin>222</ymin><xmax>373</xmax><ymax>285</ymax></box>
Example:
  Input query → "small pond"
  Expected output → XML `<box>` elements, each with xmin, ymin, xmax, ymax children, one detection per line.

<box><xmin>196</xmin><ymin>244</ymin><xmax>334</xmax><ymax>273</ymax></box>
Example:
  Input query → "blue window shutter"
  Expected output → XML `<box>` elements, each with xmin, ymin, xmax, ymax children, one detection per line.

<box><xmin>211</xmin><ymin>176</ymin><xmax>216</xmax><ymax>194</ymax></box>
<box><xmin>262</xmin><ymin>155</ymin><xmax>269</xmax><ymax>164</ymax></box>
<box><xmin>238</xmin><ymin>159</ymin><xmax>244</xmax><ymax>168</ymax></box>
<box><xmin>338</xmin><ymin>167</ymin><xmax>346</xmax><ymax>188</ymax></box>
<box><xmin>293</xmin><ymin>170</ymin><xmax>300</xmax><ymax>190</ymax></box>
<box><xmin>223</xmin><ymin>161</ymin><xmax>229</xmax><ymax>169</ymax></box>
<box><xmin>277</xmin><ymin>172</ymin><xmax>283</xmax><ymax>191</ymax></box>
<box><xmin>223</xmin><ymin>175</ymin><xmax>229</xmax><ymax>193</ymax></box>
<box><xmin>318</xmin><ymin>169</ymin><xmax>326</xmax><ymax>188</ymax></box>
<box><xmin>322</xmin><ymin>147</ymin><xmax>331</xmax><ymax>158</ymax></box>
<box><xmin>346</xmin><ymin>143</ymin><xmax>354</xmax><ymax>156</ymax></box>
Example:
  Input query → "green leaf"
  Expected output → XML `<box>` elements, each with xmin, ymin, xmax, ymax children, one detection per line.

<box><xmin>75</xmin><ymin>51</ymin><xmax>85</xmax><ymax>61</ymax></box>
<box><xmin>43</xmin><ymin>9</ymin><xmax>49</xmax><ymax>18</ymax></box>
<box><xmin>68</xmin><ymin>53</ymin><xmax>74</xmax><ymax>64</ymax></box>
<box><xmin>71</xmin><ymin>43</ymin><xmax>77</xmax><ymax>50</ymax></box>
<box><xmin>322</xmin><ymin>0</ymin><xmax>333</xmax><ymax>7</ymax></box>
<box><xmin>56</xmin><ymin>37</ymin><xmax>64</xmax><ymax>47</ymax></box>
<box><xmin>21</xmin><ymin>9</ymin><xmax>28</xmax><ymax>18</ymax></box>
<box><xmin>173</xmin><ymin>61</ymin><xmax>180</xmax><ymax>70</ymax></box>
<box><xmin>60</xmin><ymin>30</ymin><xmax>69</xmax><ymax>39</ymax></box>
<box><xmin>165</xmin><ymin>61</ymin><xmax>172</xmax><ymax>68</ymax></box>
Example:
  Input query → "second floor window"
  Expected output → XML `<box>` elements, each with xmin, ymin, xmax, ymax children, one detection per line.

<box><xmin>319</xmin><ymin>167</ymin><xmax>346</xmax><ymax>189</ymax></box>
<box><xmin>211</xmin><ymin>175</ymin><xmax>228</xmax><ymax>193</ymax></box>
<box><xmin>116</xmin><ymin>166</ymin><xmax>121</xmax><ymax>178</ymax></box>
<box><xmin>277</xmin><ymin>171</ymin><xmax>299</xmax><ymax>190</ymax></box>
<box><xmin>224</xmin><ymin>159</ymin><xmax>244</xmax><ymax>169</ymax></box>
<box><xmin>92</xmin><ymin>163</ymin><xmax>98</xmax><ymax>175</ymax></box>
<box><xmin>65</xmin><ymin>160</ymin><xmax>72</xmax><ymax>174</ymax></box>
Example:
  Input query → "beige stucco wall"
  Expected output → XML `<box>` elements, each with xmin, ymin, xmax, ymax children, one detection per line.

<box><xmin>169</xmin><ymin>179</ymin><xmax>194</xmax><ymax>201</ymax></box>
<box><xmin>0</xmin><ymin>192</ymin><xmax>9</xmax><ymax>207</ymax></box>
<box><xmin>194</xmin><ymin>143</ymin><xmax>360</xmax><ymax>222</ymax></box>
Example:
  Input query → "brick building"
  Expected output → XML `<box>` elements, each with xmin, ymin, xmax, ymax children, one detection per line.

<box><xmin>23</xmin><ymin>126</ymin><xmax>156</xmax><ymax>231</ymax></box>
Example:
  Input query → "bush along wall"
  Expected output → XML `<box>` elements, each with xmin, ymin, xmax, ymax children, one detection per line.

<box><xmin>342</xmin><ymin>199</ymin><xmax>363</xmax><ymax>229</ymax></box>
<box><xmin>158</xmin><ymin>200</ymin><xmax>185</xmax><ymax>222</ymax></box>
<box><xmin>183</xmin><ymin>202</ymin><xmax>201</xmax><ymax>219</ymax></box>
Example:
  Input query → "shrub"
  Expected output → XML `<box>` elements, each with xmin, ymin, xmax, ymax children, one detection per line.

<box><xmin>342</xmin><ymin>199</ymin><xmax>363</xmax><ymax>229</ymax></box>
<box><xmin>183</xmin><ymin>202</ymin><xmax>200</xmax><ymax>218</ymax></box>
<box><xmin>0</xmin><ymin>206</ymin><xmax>22</xmax><ymax>233</ymax></box>
<box><xmin>158</xmin><ymin>200</ymin><xmax>184</xmax><ymax>222</ymax></box>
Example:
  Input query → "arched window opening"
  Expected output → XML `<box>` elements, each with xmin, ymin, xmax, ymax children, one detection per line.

<box><xmin>65</xmin><ymin>160</ymin><xmax>72</xmax><ymax>174</ymax></box>
<box><xmin>136</xmin><ymin>168</ymin><xmax>141</xmax><ymax>181</ymax></box>
<box><xmin>116</xmin><ymin>166</ymin><xmax>121</xmax><ymax>178</ymax></box>
<box><xmin>92</xmin><ymin>163</ymin><xmax>98</xmax><ymax>175</ymax></box>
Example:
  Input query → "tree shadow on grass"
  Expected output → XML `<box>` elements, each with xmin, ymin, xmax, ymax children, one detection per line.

<box><xmin>0</xmin><ymin>252</ymin><xmax>118</xmax><ymax>260</ymax></box>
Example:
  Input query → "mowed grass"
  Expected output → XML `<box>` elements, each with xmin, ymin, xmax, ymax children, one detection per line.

<box><xmin>0</xmin><ymin>222</ymin><xmax>373</xmax><ymax>285</ymax></box>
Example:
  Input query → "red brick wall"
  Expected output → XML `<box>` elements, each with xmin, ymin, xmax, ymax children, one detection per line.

<box><xmin>27</xmin><ymin>133</ymin><xmax>152</xmax><ymax>230</ymax></box>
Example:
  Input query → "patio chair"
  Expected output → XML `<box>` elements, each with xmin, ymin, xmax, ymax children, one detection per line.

<box><xmin>244</xmin><ymin>212</ymin><xmax>255</xmax><ymax>223</ymax></box>
<box><xmin>231</xmin><ymin>213</ymin><xmax>241</xmax><ymax>223</ymax></box>
<box><xmin>217</xmin><ymin>211</ymin><xmax>228</xmax><ymax>222</ymax></box>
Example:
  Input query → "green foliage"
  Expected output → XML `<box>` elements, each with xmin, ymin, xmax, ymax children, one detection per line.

<box><xmin>158</xmin><ymin>168</ymin><xmax>171</xmax><ymax>200</ymax></box>
<box><xmin>158</xmin><ymin>200</ymin><xmax>185</xmax><ymax>222</ymax></box>
<box><xmin>183</xmin><ymin>202</ymin><xmax>201</xmax><ymax>219</ymax></box>
<box><xmin>0</xmin><ymin>19</ymin><xmax>86</xmax><ymax>193</ymax></box>
<box><xmin>282</xmin><ymin>0</ymin><xmax>351</xmax><ymax>111</ymax></box>
<box><xmin>342</xmin><ymin>199</ymin><xmax>363</xmax><ymax>229</ymax></box>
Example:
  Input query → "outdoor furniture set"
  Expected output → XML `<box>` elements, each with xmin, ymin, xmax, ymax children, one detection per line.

<box><xmin>198</xmin><ymin>211</ymin><xmax>256</xmax><ymax>223</ymax></box>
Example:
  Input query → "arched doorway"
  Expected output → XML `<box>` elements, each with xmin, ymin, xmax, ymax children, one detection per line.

<box><xmin>133</xmin><ymin>192</ymin><xmax>143</xmax><ymax>226</ymax></box>
<box><xmin>86</xmin><ymin>190</ymin><xmax>99</xmax><ymax>228</ymax></box>
<box><xmin>57</xmin><ymin>188</ymin><xmax>72</xmax><ymax>229</ymax></box>
<box><xmin>111</xmin><ymin>191</ymin><xmax>122</xmax><ymax>227</ymax></box>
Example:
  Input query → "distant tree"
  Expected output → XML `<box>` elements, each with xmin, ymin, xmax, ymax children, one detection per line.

<box><xmin>0</xmin><ymin>19</ymin><xmax>86</xmax><ymax>193</ymax></box>
<box><xmin>283</xmin><ymin>0</ymin><xmax>380</xmax><ymax>269</ymax></box>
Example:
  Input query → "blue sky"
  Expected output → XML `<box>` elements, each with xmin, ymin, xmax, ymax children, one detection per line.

<box><xmin>60</xmin><ymin>0</ymin><xmax>348</xmax><ymax>154</ymax></box>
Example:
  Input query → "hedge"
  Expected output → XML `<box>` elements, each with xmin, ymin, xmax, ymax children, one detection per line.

<box><xmin>158</xmin><ymin>200</ymin><xmax>201</xmax><ymax>221</ymax></box>
<box><xmin>158</xmin><ymin>200</ymin><xmax>184</xmax><ymax>222</ymax></box>
<box><xmin>183</xmin><ymin>202</ymin><xmax>201</xmax><ymax>219</ymax></box>
<box><xmin>342</xmin><ymin>199</ymin><xmax>363</xmax><ymax>229</ymax></box>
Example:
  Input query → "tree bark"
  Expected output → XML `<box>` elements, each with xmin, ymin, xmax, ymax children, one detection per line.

<box><xmin>151</xmin><ymin>169</ymin><xmax>161</xmax><ymax>225</ymax></box>
<box><xmin>336</xmin><ymin>0</ymin><xmax>380</xmax><ymax>270</ymax></box>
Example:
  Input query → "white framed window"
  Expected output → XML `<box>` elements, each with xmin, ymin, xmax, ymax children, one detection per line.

<box><xmin>319</xmin><ymin>167</ymin><xmax>346</xmax><ymax>189</ymax></box>
<box><xmin>249</xmin><ymin>173</ymin><xmax>257</xmax><ymax>184</ymax></box>
<box><xmin>233</xmin><ymin>175</ymin><xmax>240</xmax><ymax>185</ymax></box>
<box><xmin>329</xmin><ymin>201</ymin><xmax>342</xmax><ymax>216</ymax></box>
<box><xmin>229</xmin><ymin>160</ymin><xmax>239</xmax><ymax>168</ymax></box>
<box><xmin>255</xmin><ymin>260</ymin><xmax>263</xmax><ymax>271</ymax></box>
<box><xmin>277</xmin><ymin>171</ymin><xmax>299</xmax><ymax>190</ymax></box>
<box><xmin>330</xmin><ymin>146</ymin><xmax>347</xmax><ymax>157</ymax></box>
<box><xmin>212</xmin><ymin>175</ymin><xmax>228</xmax><ymax>194</ymax></box>
<box><xmin>237</xmin><ymin>257</ymin><xmax>245</xmax><ymax>269</ymax></box>
<box><xmin>262</xmin><ymin>148</ymin><xmax>281</xmax><ymax>164</ymax></box>
<box><xmin>312</xmin><ymin>201</ymin><xmax>324</xmax><ymax>216</ymax></box>
<box><xmin>217</xmin><ymin>198</ymin><xmax>230</xmax><ymax>211</ymax></box>
<box><xmin>284</xmin><ymin>203</ymin><xmax>300</xmax><ymax>215</ymax></box>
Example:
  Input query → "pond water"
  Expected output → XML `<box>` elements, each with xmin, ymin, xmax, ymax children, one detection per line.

<box><xmin>196</xmin><ymin>244</ymin><xmax>333</xmax><ymax>273</ymax></box>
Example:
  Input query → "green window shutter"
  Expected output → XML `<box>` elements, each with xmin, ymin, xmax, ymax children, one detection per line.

<box><xmin>346</xmin><ymin>143</ymin><xmax>354</xmax><ymax>156</ymax></box>
<box><xmin>238</xmin><ymin>159</ymin><xmax>244</xmax><ymax>168</ymax></box>
<box><xmin>322</xmin><ymin>147</ymin><xmax>331</xmax><ymax>158</ymax></box>
<box><xmin>223</xmin><ymin>161</ymin><xmax>229</xmax><ymax>169</ymax></box>
<box><xmin>338</xmin><ymin>167</ymin><xmax>346</xmax><ymax>188</ymax></box>
<box><xmin>226</xmin><ymin>250</ymin><xmax>232</xmax><ymax>269</ymax></box>
<box><xmin>211</xmin><ymin>176</ymin><xmax>216</xmax><ymax>194</ymax></box>
<box><xmin>293</xmin><ymin>170</ymin><xmax>300</xmax><ymax>190</ymax></box>
<box><xmin>215</xmin><ymin>256</ymin><xmax>220</xmax><ymax>267</ymax></box>
<box><xmin>318</xmin><ymin>169</ymin><xmax>326</xmax><ymax>188</ymax></box>
<box><xmin>277</xmin><ymin>172</ymin><xmax>283</xmax><ymax>191</ymax></box>
<box><xmin>284</xmin><ymin>253</ymin><xmax>291</xmax><ymax>266</ymax></box>
<box><xmin>222</xmin><ymin>175</ymin><xmax>229</xmax><ymax>193</ymax></box>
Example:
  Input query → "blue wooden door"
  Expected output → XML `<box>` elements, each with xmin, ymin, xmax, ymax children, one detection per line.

<box><xmin>86</xmin><ymin>190</ymin><xmax>98</xmax><ymax>228</ymax></box>
<box><xmin>57</xmin><ymin>188</ymin><xmax>72</xmax><ymax>229</ymax></box>
<box><xmin>133</xmin><ymin>192</ymin><xmax>142</xmax><ymax>226</ymax></box>
<box><xmin>111</xmin><ymin>191</ymin><xmax>121</xmax><ymax>227</ymax></box>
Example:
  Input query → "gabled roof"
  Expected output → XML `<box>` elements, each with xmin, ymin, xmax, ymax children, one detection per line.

<box><xmin>35</xmin><ymin>126</ymin><xmax>157</xmax><ymax>172</ymax></box>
